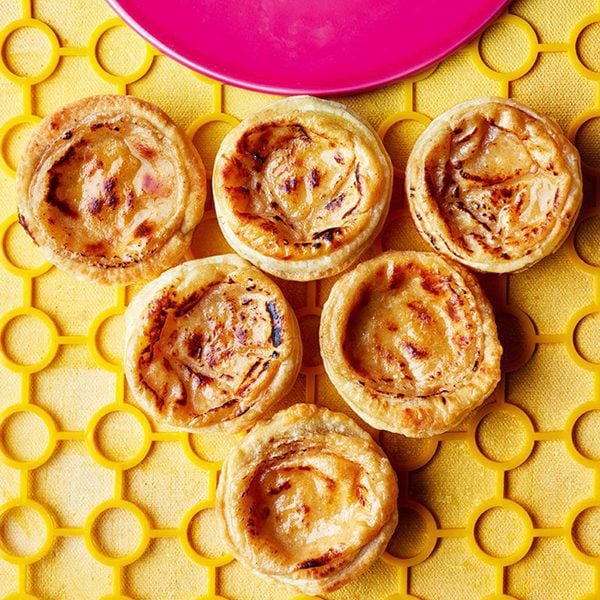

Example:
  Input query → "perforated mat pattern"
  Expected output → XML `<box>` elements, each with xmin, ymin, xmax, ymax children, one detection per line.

<box><xmin>1</xmin><ymin>0</ymin><xmax>600</xmax><ymax>598</ymax></box>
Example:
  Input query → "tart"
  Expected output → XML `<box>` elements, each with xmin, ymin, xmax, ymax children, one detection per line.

<box><xmin>124</xmin><ymin>254</ymin><xmax>301</xmax><ymax>433</ymax></box>
<box><xmin>17</xmin><ymin>95</ymin><xmax>206</xmax><ymax>284</ymax></box>
<box><xmin>320</xmin><ymin>251</ymin><xmax>502</xmax><ymax>437</ymax></box>
<box><xmin>405</xmin><ymin>97</ymin><xmax>582</xmax><ymax>273</ymax></box>
<box><xmin>212</xmin><ymin>95</ymin><xmax>393</xmax><ymax>281</ymax></box>
<box><xmin>216</xmin><ymin>403</ymin><xmax>398</xmax><ymax>594</ymax></box>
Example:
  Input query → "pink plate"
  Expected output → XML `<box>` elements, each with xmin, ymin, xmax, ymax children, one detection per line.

<box><xmin>105</xmin><ymin>0</ymin><xmax>510</xmax><ymax>95</ymax></box>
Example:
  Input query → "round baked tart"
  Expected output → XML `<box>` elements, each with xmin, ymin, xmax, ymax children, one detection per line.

<box><xmin>405</xmin><ymin>97</ymin><xmax>582</xmax><ymax>273</ymax></box>
<box><xmin>17</xmin><ymin>95</ymin><xmax>206</xmax><ymax>284</ymax></box>
<box><xmin>124</xmin><ymin>254</ymin><xmax>301</xmax><ymax>433</ymax></box>
<box><xmin>212</xmin><ymin>95</ymin><xmax>393</xmax><ymax>281</ymax></box>
<box><xmin>320</xmin><ymin>251</ymin><xmax>502</xmax><ymax>437</ymax></box>
<box><xmin>216</xmin><ymin>403</ymin><xmax>398</xmax><ymax>594</ymax></box>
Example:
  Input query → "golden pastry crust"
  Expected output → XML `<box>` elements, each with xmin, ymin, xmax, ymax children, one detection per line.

<box><xmin>213</xmin><ymin>95</ymin><xmax>393</xmax><ymax>281</ymax></box>
<box><xmin>124</xmin><ymin>255</ymin><xmax>302</xmax><ymax>433</ymax></box>
<box><xmin>17</xmin><ymin>95</ymin><xmax>206</xmax><ymax>284</ymax></box>
<box><xmin>216</xmin><ymin>403</ymin><xmax>398</xmax><ymax>594</ymax></box>
<box><xmin>320</xmin><ymin>251</ymin><xmax>502</xmax><ymax>437</ymax></box>
<box><xmin>405</xmin><ymin>97</ymin><xmax>582</xmax><ymax>273</ymax></box>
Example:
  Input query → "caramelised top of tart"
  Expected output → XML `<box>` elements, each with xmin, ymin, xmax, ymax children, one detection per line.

<box><xmin>17</xmin><ymin>95</ymin><xmax>205</xmax><ymax>284</ymax></box>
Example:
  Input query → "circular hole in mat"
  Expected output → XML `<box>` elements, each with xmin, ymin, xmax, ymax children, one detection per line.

<box><xmin>2</xmin><ymin>121</ymin><xmax>38</xmax><ymax>173</ymax></box>
<box><xmin>96</xmin><ymin>25</ymin><xmax>147</xmax><ymax>77</ymax></box>
<box><xmin>1</xmin><ymin>409</ymin><xmax>51</xmax><ymax>464</ymax></box>
<box><xmin>95</xmin><ymin>410</ymin><xmax>146</xmax><ymax>464</ymax></box>
<box><xmin>188</xmin><ymin>431</ymin><xmax>240</xmax><ymax>464</ymax></box>
<box><xmin>575</xmin><ymin>118</ymin><xmax>600</xmax><ymax>170</ymax></box>
<box><xmin>1</xmin><ymin>313</ymin><xmax>54</xmax><ymax>368</ymax></box>
<box><xmin>2</xmin><ymin>26</ymin><xmax>52</xmax><ymax>78</ymax></box>
<box><xmin>572</xmin><ymin>506</ymin><xmax>600</xmax><ymax>557</ymax></box>
<box><xmin>192</xmin><ymin>120</ymin><xmax>235</xmax><ymax>175</ymax></box>
<box><xmin>0</xmin><ymin>504</ymin><xmax>49</xmax><ymax>558</ymax></box>
<box><xmin>387</xmin><ymin>505</ymin><xmax>435</xmax><ymax>561</ymax></box>
<box><xmin>574</xmin><ymin>313</ymin><xmax>600</xmax><ymax>364</ymax></box>
<box><xmin>378</xmin><ymin>431</ymin><xmax>438</xmax><ymax>471</ymax></box>
<box><xmin>573</xmin><ymin>410</ymin><xmax>600</xmax><ymax>461</ymax></box>
<box><xmin>3</xmin><ymin>220</ymin><xmax>46</xmax><ymax>271</ymax></box>
<box><xmin>298</xmin><ymin>314</ymin><xmax>322</xmax><ymax>368</ymax></box>
<box><xmin>478</xmin><ymin>19</ymin><xmax>532</xmax><ymax>73</ymax></box>
<box><xmin>382</xmin><ymin>119</ymin><xmax>427</xmax><ymax>171</ymax></box>
<box><xmin>187</xmin><ymin>507</ymin><xmax>230</xmax><ymax>559</ymax></box>
<box><xmin>96</xmin><ymin>313</ymin><xmax>125</xmax><ymax>366</ymax></box>
<box><xmin>476</xmin><ymin>409</ymin><xmax>531</xmax><ymax>465</ymax></box>
<box><xmin>495</xmin><ymin>311</ymin><xmax>534</xmax><ymax>372</ymax></box>
<box><xmin>575</xmin><ymin>216</ymin><xmax>600</xmax><ymax>266</ymax></box>
<box><xmin>90</xmin><ymin>507</ymin><xmax>143</xmax><ymax>560</ymax></box>
<box><xmin>475</xmin><ymin>505</ymin><xmax>529</xmax><ymax>559</ymax></box>
<box><xmin>577</xmin><ymin>22</ymin><xmax>600</xmax><ymax>73</ymax></box>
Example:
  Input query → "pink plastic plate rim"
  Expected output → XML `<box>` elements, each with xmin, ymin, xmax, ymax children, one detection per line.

<box><xmin>105</xmin><ymin>0</ymin><xmax>510</xmax><ymax>96</ymax></box>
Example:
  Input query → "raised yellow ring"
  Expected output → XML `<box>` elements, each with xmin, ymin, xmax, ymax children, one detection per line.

<box><xmin>467</xmin><ymin>498</ymin><xmax>533</xmax><ymax>566</ymax></box>
<box><xmin>85</xmin><ymin>403</ymin><xmax>152</xmax><ymax>470</ymax></box>
<box><xmin>565</xmin><ymin>498</ymin><xmax>600</xmax><ymax>565</ymax></box>
<box><xmin>567</xmin><ymin>109</ymin><xmax>600</xmax><ymax>176</ymax></box>
<box><xmin>181</xmin><ymin>433</ymin><xmax>225</xmax><ymax>471</ymax></box>
<box><xmin>88</xmin><ymin>18</ymin><xmax>154</xmax><ymax>85</ymax></box>
<box><xmin>0</xmin><ymin>212</ymin><xmax>52</xmax><ymax>277</ymax></box>
<box><xmin>0</xmin><ymin>18</ymin><xmax>60</xmax><ymax>85</ymax></box>
<box><xmin>87</xmin><ymin>307</ymin><xmax>125</xmax><ymax>373</ymax></box>
<box><xmin>565</xmin><ymin>306</ymin><xmax>600</xmax><ymax>372</ymax></box>
<box><xmin>0</xmin><ymin>498</ymin><xmax>55</xmax><ymax>565</ymax></box>
<box><xmin>0</xmin><ymin>403</ymin><xmax>58</xmax><ymax>469</ymax></box>
<box><xmin>0</xmin><ymin>115</ymin><xmax>42</xmax><ymax>178</ymax></box>
<box><xmin>467</xmin><ymin>402</ymin><xmax>535</xmax><ymax>471</ymax></box>
<box><xmin>568</xmin><ymin>14</ymin><xmax>600</xmax><ymax>80</ymax></box>
<box><xmin>0</xmin><ymin>307</ymin><xmax>59</xmax><ymax>373</ymax></box>
<box><xmin>83</xmin><ymin>499</ymin><xmax>150</xmax><ymax>566</ymax></box>
<box><xmin>382</xmin><ymin>499</ymin><xmax>438</xmax><ymax>567</ymax></box>
<box><xmin>564</xmin><ymin>401</ymin><xmax>600</xmax><ymax>467</ymax></box>
<box><xmin>180</xmin><ymin>500</ymin><xmax>234</xmax><ymax>567</ymax></box>
<box><xmin>470</xmin><ymin>14</ymin><xmax>538</xmax><ymax>81</ymax></box>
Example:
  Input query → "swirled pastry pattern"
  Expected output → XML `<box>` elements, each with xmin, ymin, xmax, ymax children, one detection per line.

<box><xmin>124</xmin><ymin>255</ymin><xmax>302</xmax><ymax>432</ymax></box>
<box><xmin>216</xmin><ymin>403</ymin><xmax>398</xmax><ymax>594</ymax></box>
<box><xmin>213</xmin><ymin>95</ymin><xmax>393</xmax><ymax>280</ymax></box>
<box><xmin>17</xmin><ymin>95</ymin><xmax>206</xmax><ymax>284</ymax></box>
<box><xmin>320</xmin><ymin>251</ymin><xmax>502</xmax><ymax>437</ymax></box>
<box><xmin>405</xmin><ymin>97</ymin><xmax>582</xmax><ymax>273</ymax></box>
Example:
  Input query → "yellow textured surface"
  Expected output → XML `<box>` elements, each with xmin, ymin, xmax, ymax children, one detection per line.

<box><xmin>1</xmin><ymin>0</ymin><xmax>600</xmax><ymax>599</ymax></box>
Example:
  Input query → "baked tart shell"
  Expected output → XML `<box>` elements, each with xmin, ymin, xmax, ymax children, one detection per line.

<box><xmin>124</xmin><ymin>254</ymin><xmax>302</xmax><ymax>433</ymax></box>
<box><xmin>17</xmin><ymin>94</ymin><xmax>206</xmax><ymax>284</ymax></box>
<box><xmin>405</xmin><ymin>97</ymin><xmax>582</xmax><ymax>273</ymax></box>
<box><xmin>320</xmin><ymin>251</ymin><xmax>502</xmax><ymax>437</ymax></box>
<box><xmin>213</xmin><ymin>95</ymin><xmax>393</xmax><ymax>281</ymax></box>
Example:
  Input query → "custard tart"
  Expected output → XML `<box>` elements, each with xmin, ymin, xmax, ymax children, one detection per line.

<box><xmin>17</xmin><ymin>95</ymin><xmax>206</xmax><ymax>284</ymax></box>
<box><xmin>216</xmin><ymin>403</ymin><xmax>398</xmax><ymax>594</ymax></box>
<box><xmin>212</xmin><ymin>95</ymin><xmax>393</xmax><ymax>280</ymax></box>
<box><xmin>405</xmin><ymin>97</ymin><xmax>582</xmax><ymax>273</ymax></box>
<box><xmin>320</xmin><ymin>251</ymin><xmax>502</xmax><ymax>437</ymax></box>
<box><xmin>124</xmin><ymin>255</ymin><xmax>302</xmax><ymax>433</ymax></box>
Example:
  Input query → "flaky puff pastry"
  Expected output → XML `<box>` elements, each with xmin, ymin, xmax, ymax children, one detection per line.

<box><xmin>124</xmin><ymin>255</ymin><xmax>301</xmax><ymax>433</ymax></box>
<box><xmin>405</xmin><ymin>97</ymin><xmax>582</xmax><ymax>273</ymax></box>
<box><xmin>17</xmin><ymin>95</ymin><xmax>206</xmax><ymax>284</ymax></box>
<box><xmin>216</xmin><ymin>403</ymin><xmax>398</xmax><ymax>594</ymax></box>
<box><xmin>320</xmin><ymin>251</ymin><xmax>502</xmax><ymax>437</ymax></box>
<box><xmin>212</xmin><ymin>96</ymin><xmax>393</xmax><ymax>281</ymax></box>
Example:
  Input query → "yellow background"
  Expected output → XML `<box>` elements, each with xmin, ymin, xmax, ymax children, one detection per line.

<box><xmin>1</xmin><ymin>0</ymin><xmax>600</xmax><ymax>598</ymax></box>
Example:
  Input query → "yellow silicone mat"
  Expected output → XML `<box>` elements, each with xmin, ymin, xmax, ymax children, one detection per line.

<box><xmin>1</xmin><ymin>0</ymin><xmax>600</xmax><ymax>598</ymax></box>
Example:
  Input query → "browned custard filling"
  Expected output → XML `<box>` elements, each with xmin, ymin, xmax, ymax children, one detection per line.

<box><xmin>420</xmin><ymin>111</ymin><xmax>568</xmax><ymax>259</ymax></box>
<box><xmin>344</xmin><ymin>260</ymin><xmax>481</xmax><ymax>398</ymax></box>
<box><xmin>221</xmin><ymin>120</ymin><xmax>376</xmax><ymax>260</ymax></box>
<box><xmin>242</xmin><ymin>446</ymin><xmax>382</xmax><ymax>571</ymax></box>
<box><xmin>29</xmin><ymin>117</ymin><xmax>180</xmax><ymax>267</ymax></box>
<box><xmin>138</xmin><ymin>276</ymin><xmax>285</xmax><ymax>427</ymax></box>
